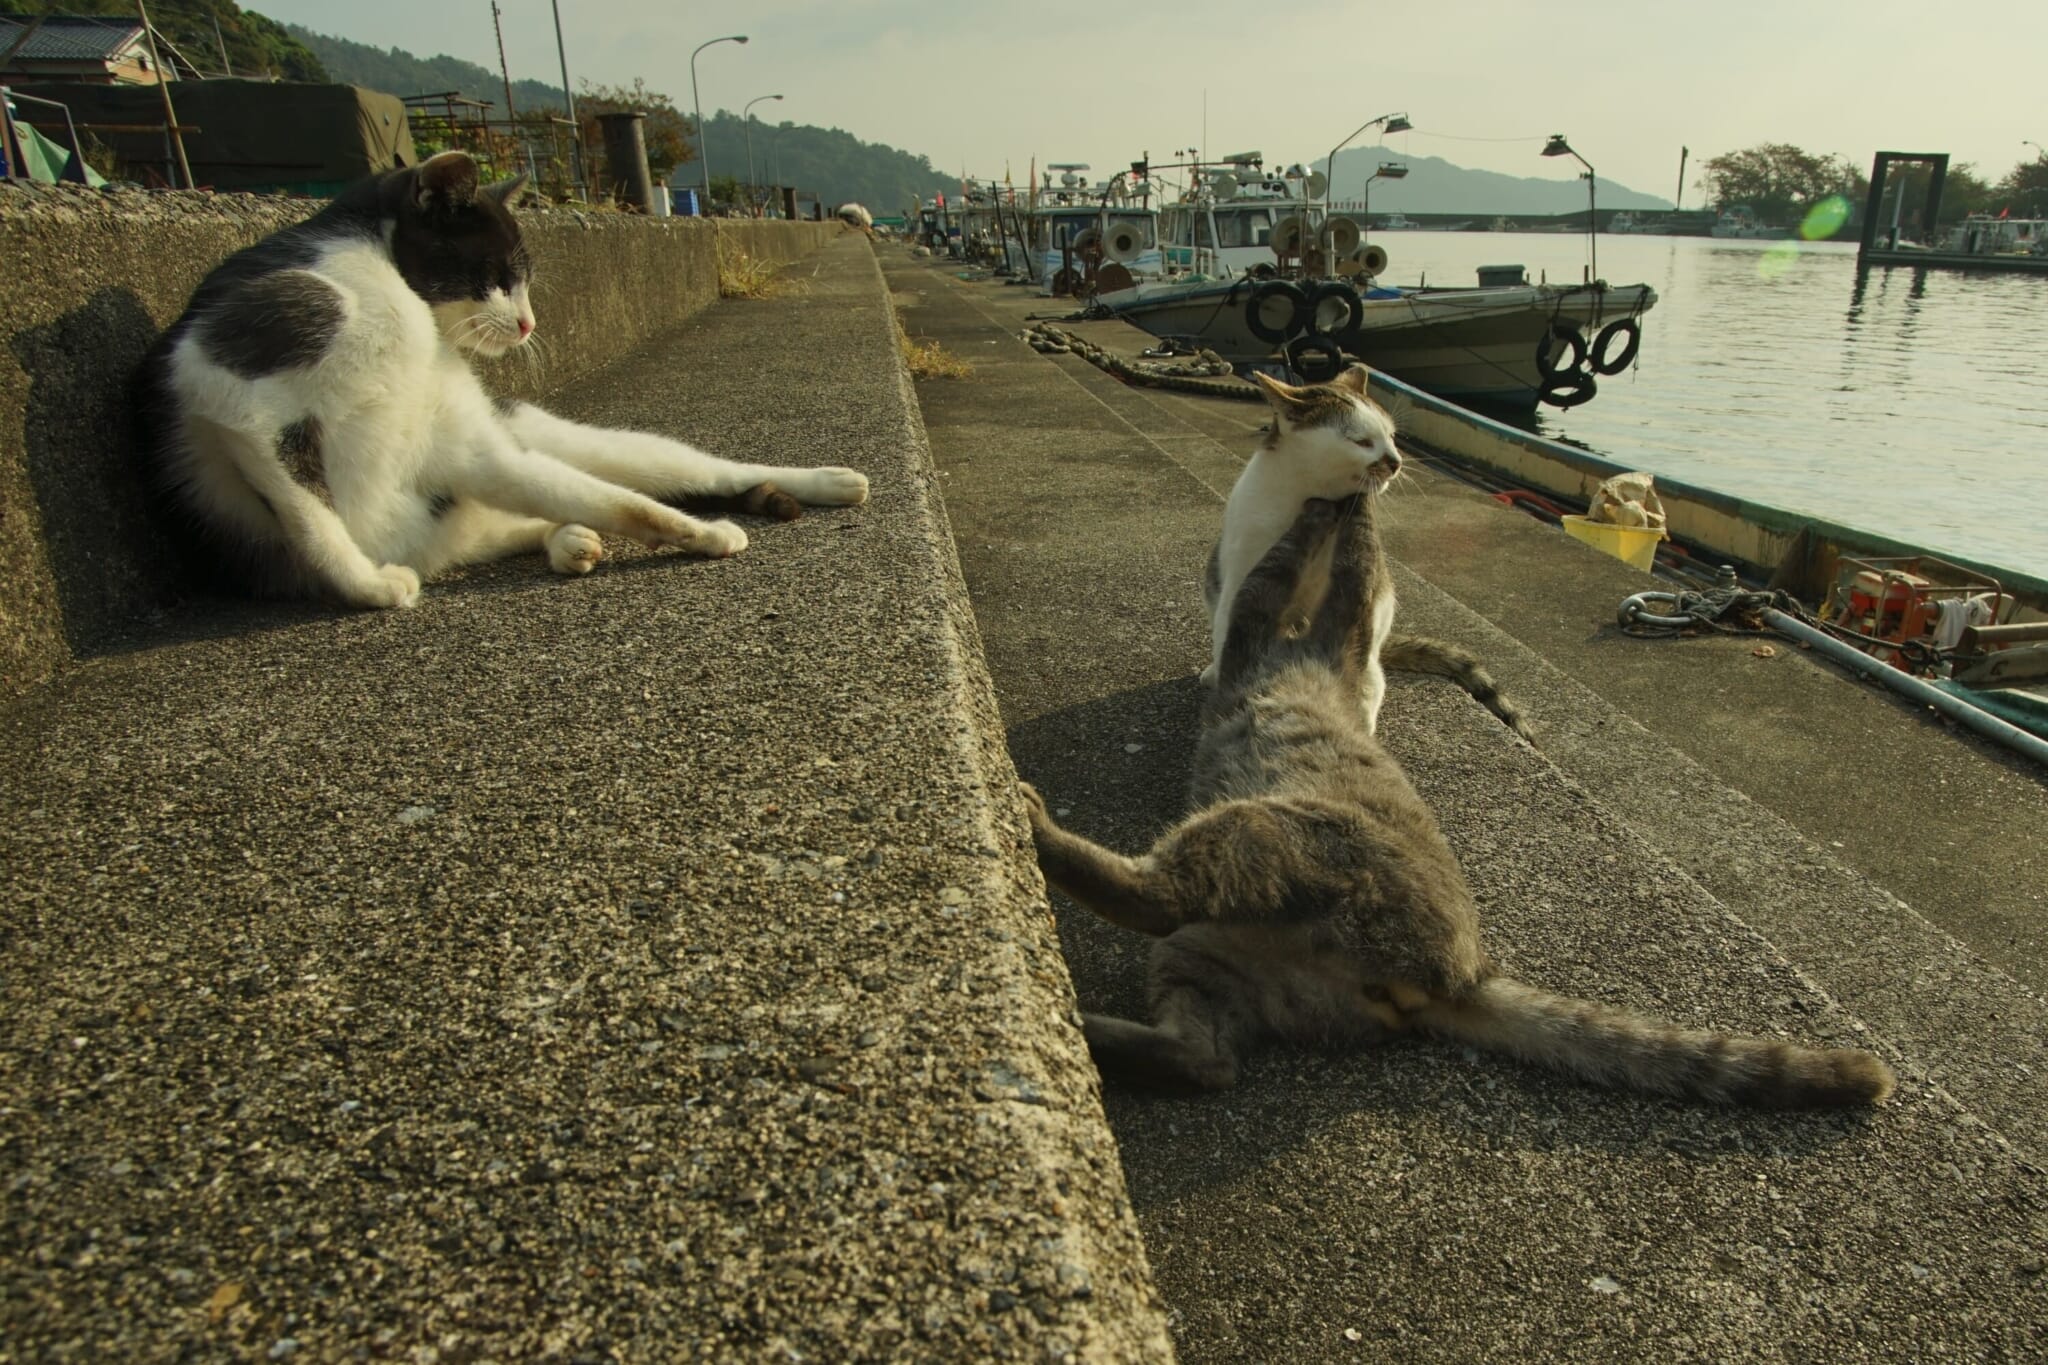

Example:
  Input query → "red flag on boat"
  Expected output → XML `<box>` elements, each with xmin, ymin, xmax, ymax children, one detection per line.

<box><xmin>1999</xmin><ymin>205</ymin><xmax>2010</xmax><ymax>218</ymax></box>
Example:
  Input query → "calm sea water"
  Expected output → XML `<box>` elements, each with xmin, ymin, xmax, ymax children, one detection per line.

<box><xmin>1372</xmin><ymin>231</ymin><xmax>2048</xmax><ymax>581</ymax></box>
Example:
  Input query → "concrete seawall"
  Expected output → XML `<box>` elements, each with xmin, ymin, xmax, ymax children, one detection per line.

<box><xmin>0</xmin><ymin>182</ymin><xmax>835</xmax><ymax>698</ymax></box>
<box><xmin>0</xmin><ymin>230</ymin><xmax>1172</xmax><ymax>1357</ymax></box>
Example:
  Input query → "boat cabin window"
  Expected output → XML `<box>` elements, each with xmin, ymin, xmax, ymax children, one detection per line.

<box><xmin>1194</xmin><ymin>214</ymin><xmax>1214</xmax><ymax>248</ymax></box>
<box><xmin>1037</xmin><ymin>212</ymin><xmax>1096</xmax><ymax>249</ymax></box>
<box><xmin>1215</xmin><ymin>207</ymin><xmax>1274</xmax><ymax>248</ymax></box>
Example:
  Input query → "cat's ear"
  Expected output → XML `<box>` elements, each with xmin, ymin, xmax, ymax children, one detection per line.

<box><xmin>1331</xmin><ymin>363</ymin><xmax>1371</xmax><ymax>395</ymax></box>
<box><xmin>416</xmin><ymin>151</ymin><xmax>480</xmax><ymax>214</ymax></box>
<box><xmin>485</xmin><ymin>173</ymin><xmax>531</xmax><ymax>209</ymax></box>
<box><xmin>1252</xmin><ymin>370</ymin><xmax>1310</xmax><ymax>419</ymax></box>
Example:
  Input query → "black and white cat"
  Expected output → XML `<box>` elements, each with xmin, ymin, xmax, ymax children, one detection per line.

<box><xmin>137</xmin><ymin>150</ymin><xmax>868</xmax><ymax>608</ymax></box>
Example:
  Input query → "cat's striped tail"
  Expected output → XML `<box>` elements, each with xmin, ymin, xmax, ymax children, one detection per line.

<box><xmin>1409</xmin><ymin>976</ymin><xmax>1896</xmax><ymax>1108</ymax></box>
<box><xmin>1381</xmin><ymin>635</ymin><xmax>1532</xmax><ymax>742</ymax></box>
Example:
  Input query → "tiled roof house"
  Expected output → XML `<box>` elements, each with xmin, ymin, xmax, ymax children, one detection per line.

<box><xmin>0</xmin><ymin>14</ymin><xmax>171</xmax><ymax>86</ymax></box>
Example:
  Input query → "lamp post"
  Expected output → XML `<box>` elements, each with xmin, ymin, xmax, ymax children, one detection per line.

<box><xmin>1360</xmin><ymin>161</ymin><xmax>1409</xmax><ymax>239</ymax></box>
<box><xmin>1542</xmin><ymin>133</ymin><xmax>1597</xmax><ymax>283</ymax></box>
<box><xmin>1323</xmin><ymin>110</ymin><xmax>1412</xmax><ymax>226</ymax></box>
<box><xmin>2025</xmin><ymin>140</ymin><xmax>2046</xmax><ymax>160</ymax></box>
<box><xmin>744</xmin><ymin>92</ymin><xmax>783</xmax><ymax>217</ymax></box>
<box><xmin>689</xmin><ymin>33</ymin><xmax>747</xmax><ymax>213</ymax></box>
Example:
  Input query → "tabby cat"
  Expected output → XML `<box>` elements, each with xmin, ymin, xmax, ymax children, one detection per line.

<box><xmin>1025</xmin><ymin>478</ymin><xmax>1893</xmax><ymax>1107</ymax></box>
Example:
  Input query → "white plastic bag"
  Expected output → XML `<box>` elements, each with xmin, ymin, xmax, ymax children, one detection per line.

<box><xmin>1587</xmin><ymin>472</ymin><xmax>1667</xmax><ymax>532</ymax></box>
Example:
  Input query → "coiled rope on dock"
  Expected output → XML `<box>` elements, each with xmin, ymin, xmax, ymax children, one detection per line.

<box><xmin>1020</xmin><ymin>323</ymin><xmax>1263</xmax><ymax>401</ymax></box>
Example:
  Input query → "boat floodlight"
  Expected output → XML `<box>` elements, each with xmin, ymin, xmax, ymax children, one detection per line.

<box><xmin>1383</xmin><ymin>114</ymin><xmax>1413</xmax><ymax>135</ymax></box>
<box><xmin>1541</xmin><ymin>134</ymin><xmax>1574</xmax><ymax>158</ymax></box>
<box><xmin>1378</xmin><ymin>161</ymin><xmax>1410</xmax><ymax>179</ymax></box>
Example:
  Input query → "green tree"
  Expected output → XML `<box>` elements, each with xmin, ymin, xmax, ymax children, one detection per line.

<box><xmin>1697</xmin><ymin>143</ymin><xmax>1865</xmax><ymax>226</ymax></box>
<box><xmin>577</xmin><ymin>77</ymin><xmax>693</xmax><ymax>187</ymax></box>
<box><xmin>708</xmin><ymin>174</ymin><xmax>742</xmax><ymax>210</ymax></box>
<box><xmin>1999</xmin><ymin>154</ymin><xmax>2048</xmax><ymax>216</ymax></box>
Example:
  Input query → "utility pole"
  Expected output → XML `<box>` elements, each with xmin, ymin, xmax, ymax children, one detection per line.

<box><xmin>551</xmin><ymin>0</ymin><xmax>585</xmax><ymax>199</ymax></box>
<box><xmin>133</xmin><ymin>0</ymin><xmax>192</xmax><ymax>189</ymax></box>
<box><xmin>490</xmin><ymin>1</ymin><xmax>517</xmax><ymax>121</ymax></box>
<box><xmin>211</xmin><ymin>15</ymin><xmax>232</xmax><ymax>76</ymax></box>
<box><xmin>1676</xmin><ymin>145</ymin><xmax>1688</xmax><ymax>212</ymax></box>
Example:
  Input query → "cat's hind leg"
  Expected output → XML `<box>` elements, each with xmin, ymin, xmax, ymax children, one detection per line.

<box><xmin>183</xmin><ymin>416</ymin><xmax>419</xmax><ymax>609</ymax></box>
<box><xmin>1083</xmin><ymin>982</ymin><xmax>1250</xmax><ymax>1091</ymax></box>
<box><xmin>445</xmin><ymin>438</ymin><xmax>748</xmax><ymax>560</ymax></box>
<box><xmin>1019</xmin><ymin>782</ymin><xmax>1187</xmax><ymax>936</ymax></box>
<box><xmin>408</xmin><ymin>503</ymin><xmax>606</xmax><ymax>578</ymax></box>
<box><xmin>497</xmin><ymin>401</ymin><xmax>869</xmax><ymax>508</ymax></box>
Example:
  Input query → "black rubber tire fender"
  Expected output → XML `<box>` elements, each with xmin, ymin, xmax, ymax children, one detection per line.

<box><xmin>1307</xmin><ymin>280</ymin><xmax>1366</xmax><ymax>346</ymax></box>
<box><xmin>1591</xmin><ymin>317</ymin><xmax>1642</xmax><ymax>375</ymax></box>
<box><xmin>1535</xmin><ymin>322</ymin><xmax>1588</xmax><ymax>380</ymax></box>
<box><xmin>1285</xmin><ymin>333</ymin><xmax>1347</xmax><ymax>384</ymax></box>
<box><xmin>1246</xmin><ymin>279</ymin><xmax>1309</xmax><ymax>344</ymax></box>
<box><xmin>1539</xmin><ymin>370</ymin><xmax>1598</xmax><ymax>408</ymax></box>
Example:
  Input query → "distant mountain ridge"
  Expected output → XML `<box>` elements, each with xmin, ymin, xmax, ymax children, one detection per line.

<box><xmin>1322</xmin><ymin>144</ymin><xmax>1672</xmax><ymax>214</ymax></box>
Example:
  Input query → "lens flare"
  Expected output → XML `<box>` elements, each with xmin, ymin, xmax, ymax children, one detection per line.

<box><xmin>1758</xmin><ymin>241</ymin><xmax>1801</xmax><ymax>279</ymax></box>
<box><xmin>1801</xmin><ymin>195</ymin><xmax>1851</xmax><ymax>241</ymax></box>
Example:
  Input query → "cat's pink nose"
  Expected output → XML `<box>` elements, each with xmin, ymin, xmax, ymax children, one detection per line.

<box><xmin>517</xmin><ymin>318</ymin><xmax>534</xmax><ymax>337</ymax></box>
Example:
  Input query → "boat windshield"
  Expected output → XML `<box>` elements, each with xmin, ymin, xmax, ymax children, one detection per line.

<box><xmin>1214</xmin><ymin>207</ymin><xmax>1274</xmax><ymax>248</ymax></box>
<box><xmin>1037</xmin><ymin>211</ymin><xmax>1099</xmax><ymax>248</ymax></box>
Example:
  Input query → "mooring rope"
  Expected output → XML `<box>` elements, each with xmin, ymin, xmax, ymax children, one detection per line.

<box><xmin>1020</xmin><ymin>323</ymin><xmax>1264</xmax><ymax>402</ymax></box>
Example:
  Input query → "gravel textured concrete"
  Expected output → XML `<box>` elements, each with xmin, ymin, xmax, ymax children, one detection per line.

<box><xmin>892</xmin><ymin>254</ymin><xmax>2048</xmax><ymax>1361</ymax></box>
<box><xmin>0</xmin><ymin>237</ymin><xmax>1170</xmax><ymax>1361</ymax></box>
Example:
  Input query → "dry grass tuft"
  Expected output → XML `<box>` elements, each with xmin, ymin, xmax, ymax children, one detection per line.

<box><xmin>717</xmin><ymin>236</ymin><xmax>808</xmax><ymax>300</ymax></box>
<box><xmin>899</xmin><ymin>333</ymin><xmax>974</xmax><ymax>380</ymax></box>
<box><xmin>892</xmin><ymin>300</ymin><xmax>972</xmax><ymax>380</ymax></box>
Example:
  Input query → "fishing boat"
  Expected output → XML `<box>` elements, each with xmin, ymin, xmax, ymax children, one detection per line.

<box><xmin>1023</xmin><ymin>162</ymin><xmax>1164</xmax><ymax>297</ymax></box>
<box><xmin>1939</xmin><ymin>213</ymin><xmax>2048</xmax><ymax>258</ymax></box>
<box><xmin>1104</xmin><ymin>152</ymin><xmax>1657</xmax><ymax>411</ymax></box>
<box><xmin>1709</xmin><ymin>205</ymin><xmax>1790</xmax><ymax>239</ymax></box>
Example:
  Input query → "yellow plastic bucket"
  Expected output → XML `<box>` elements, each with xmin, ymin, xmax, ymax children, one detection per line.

<box><xmin>1560</xmin><ymin>515</ymin><xmax>1664</xmax><ymax>572</ymax></box>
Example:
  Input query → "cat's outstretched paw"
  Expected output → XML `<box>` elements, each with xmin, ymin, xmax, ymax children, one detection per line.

<box><xmin>1017</xmin><ymin>780</ymin><xmax>1052</xmax><ymax>826</ymax></box>
<box><xmin>1197</xmin><ymin>661</ymin><xmax>1219</xmax><ymax>687</ymax></box>
<box><xmin>546</xmin><ymin>523</ymin><xmax>605</xmax><ymax>575</ymax></box>
<box><xmin>624</xmin><ymin>506</ymin><xmax>747</xmax><ymax>558</ymax></box>
<box><xmin>684</xmin><ymin>518</ymin><xmax>748</xmax><ymax>558</ymax></box>
<box><xmin>353</xmin><ymin>563</ymin><xmax>420</xmax><ymax>610</ymax></box>
<box><xmin>791</xmin><ymin>466</ymin><xmax>870</xmax><ymax>507</ymax></box>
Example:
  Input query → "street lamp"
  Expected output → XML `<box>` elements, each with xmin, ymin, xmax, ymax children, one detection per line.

<box><xmin>1323</xmin><ymin>110</ymin><xmax>1412</xmax><ymax>225</ymax></box>
<box><xmin>2026</xmin><ymin>140</ymin><xmax>2046</xmax><ymax>161</ymax></box>
<box><xmin>744</xmin><ymin>92</ymin><xmax>783</xmax><ymax>217</ymax></box>
<box><xmin>1542</xmin><ymin>133</ymin><xmax>1597</xmax><ymax>283</ymax></box>
<box><xmin>689</xmin><ymin>33</ymin><xmax>747</xmax><ymax>213</ymax></box>
<box><xmin>1361</xmin><ymin>161</ymin><xmax>1409</xmax><ymax>238</ymax></box>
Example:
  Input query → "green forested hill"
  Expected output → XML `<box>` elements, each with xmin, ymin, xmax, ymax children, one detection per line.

<box><xmin>15</xmin><ymin>0</ymin><xmax>323</xmax><ymax>80</ymax></box>
<box><xmin>287</xmin><ymin>23</ymin><xmax>953</xmax><ymax>208</ymax></box>
<box><xmin>283</xmin><ymin>21</ymin><xmax>566</xmax><ymax>113</ymax></box>
<box><xmin>694</xmin><ymin>110</ymin><xmax>952</xmax><ymax>211</ymax></box>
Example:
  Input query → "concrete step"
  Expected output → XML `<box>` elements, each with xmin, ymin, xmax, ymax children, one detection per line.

<box><xmin>1</xmin><ymin>234</ymin><xmax>1172</xmax><ymax>1360</ymax></box>
<box><xmin>891</xmin><ymin>252</ymin><xmax>2048</xmax><ymax>1361</ymax></box>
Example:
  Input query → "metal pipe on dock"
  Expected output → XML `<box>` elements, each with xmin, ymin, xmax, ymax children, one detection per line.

<box><xmin>1761</xmin><ymin>609</ymin><xmax>2048</xmax><ymax>769</ymax></box>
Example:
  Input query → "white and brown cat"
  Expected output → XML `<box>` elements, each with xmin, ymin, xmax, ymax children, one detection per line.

<box><xmin>1203</xmin><ymin>365</ymin><xmax>1529</xmax><ymax>740</ymax></box>
<box><xmin>138</xmin><ymin>150</ymin><xmax>867</xmax><ymax>608</ymax></box>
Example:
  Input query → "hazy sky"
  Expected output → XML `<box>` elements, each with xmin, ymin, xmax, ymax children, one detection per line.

<box><xmin>261</xmin><ymin>0</ymin><xmax>2048</xmax><ymax>203</ymax></box>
